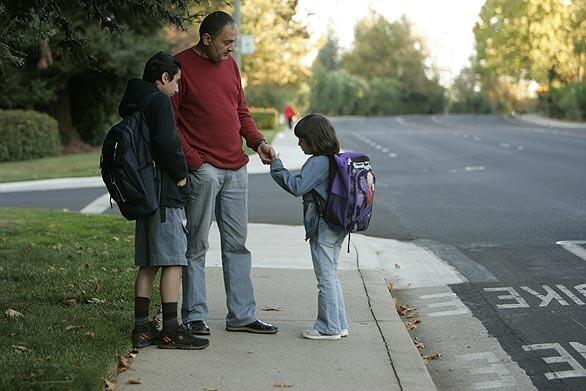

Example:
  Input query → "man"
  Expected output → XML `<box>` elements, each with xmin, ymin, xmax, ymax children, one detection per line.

<box><xmin>121</xmin><ymin>52</ymin><xmax>209</xmax><ymax>350</ymax></box>
<box><xmin>172</xmin><ymin>11</ymin><xmax>278</xmax><ymax>335</ymax></box>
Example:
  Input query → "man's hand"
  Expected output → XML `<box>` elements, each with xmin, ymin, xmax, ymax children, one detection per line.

<box><xmin>257</xmin><ymin>142</ymin><xmax>277</xmax><ymax>164</ymax></box>
<box><xmin>177</xmin><ymin>177</ymin><xmax>187</xmax><ymax>187</ymax></box>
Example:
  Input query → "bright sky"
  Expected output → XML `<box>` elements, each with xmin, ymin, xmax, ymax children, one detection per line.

<box><xmin>297</xmin><ymin>0</ymin><xmax>486</xmax><ymax>86</ymax></box>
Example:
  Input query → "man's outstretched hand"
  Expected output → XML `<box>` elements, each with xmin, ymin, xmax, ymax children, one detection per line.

<box><xmin>257</xmin><ymin>142</ymin><xmax>277</xmax><ymax>164</ymax></box>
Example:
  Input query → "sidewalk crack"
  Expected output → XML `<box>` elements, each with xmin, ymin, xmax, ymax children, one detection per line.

<box><xmin>353</xmin><ymin>243</ymin><xmax>404</xmax><ymax>391</ymax></box>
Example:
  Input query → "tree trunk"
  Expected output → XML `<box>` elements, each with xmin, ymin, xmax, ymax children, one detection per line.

<box><xmin>55</xmin><ymin>88</ymin><xmax>79</xmax><ymax>145</ymax></box>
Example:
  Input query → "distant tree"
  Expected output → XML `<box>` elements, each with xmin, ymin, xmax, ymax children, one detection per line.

<box><xmin>240</xmin><ymin>0</ymin><xmax>311</xmax><ymax>86</ymax></box>
<box><xmin>474</xmin><ymin>0</ymin><xmax>585</xmax><ymax>87</ymax></box>
<box><xmin>313</xmin><ymin>28</ymin><xmax>340</xmax><ymax>71</ymax></box>
<box><xmin>340</xmin><ymin>11</ymin><xmax>445</xmax><ymax>113</ymax></box>
<box><xmin>448</xmin><ymin>65</ymin><xmax>494</xmax><ymax>113</ymax></box>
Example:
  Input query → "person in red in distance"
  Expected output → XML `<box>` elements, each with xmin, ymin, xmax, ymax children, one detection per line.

<box><xmin>172</xmin><ymin>11</ymin><xmax>278</xmax><ymax>336</ymax></box>
<box><xmin>284</xmin><ymin>104</ymin><xmax>296</xmax><ymax>130</ymax></box>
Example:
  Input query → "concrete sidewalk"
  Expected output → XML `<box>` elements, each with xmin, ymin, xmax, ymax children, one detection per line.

<box><xmin>115</xmin><ymin>129</ymin><xmax>436</xmax><ymax>390</ymax></box>
<box><xmin>117</xmin><ymin>225</ymin><xmax>436</xmax><ymax>390</ymax></box>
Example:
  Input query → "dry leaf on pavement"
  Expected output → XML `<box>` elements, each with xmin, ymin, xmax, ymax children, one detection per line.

<box><xmin>422</xmin><ymin>353</ymin><xmax>442</xmax><ymax>363</ymax></box>
<box><xmin>203</xmin><ymin>388</ymin><xmax>219</xmax><ymax>391</ymax></box>
<box><xmin>262</xmin><ymin>306</ymin><xmax>283</xmax><ymax>311</ymax></box>
<box><xmin>127</xmin><ymin>378</ymin><xmax>142</xmax><ymax>385</ymax></box>
<box><xmin>403</xmin><ymin>320</ymin><xmax>422</xmax><ymax>330</ymax></box>
<box><xmin>104</xmin><ymin>379</ymin><xmax>117</xmax><ymax>391</ymax></box>
<box><xmin>5</xmin><ymin>308</ymin><xmax>24</xmax><ymax>318</ymax></box>
<box><xmin>414</xmin><ymin>340</ymin><xmax>425</xmax><ymax>350</ymax></box>
<box><xmin>394</xmin><ymin>263</ymin><xmax>401</xmax><ymax>269</ymax></box>
<box><xmin>118</xmin><ymin>355</ymin><xmax>131</xmax><ymax>373</ymax></box>
<box><xmin>386</xmin><ymin>282</ymin><xmax>394</xmax><ymax>293</ymax></box>
<box><xmin>406</xmin><ymin>311</ymin><xmax>420</xmax><ymax>319</ymax></box>
<box><xmin>274</xmin><ymin>382</ymin><xmax>293</xmax><ymax>388</ymax></box>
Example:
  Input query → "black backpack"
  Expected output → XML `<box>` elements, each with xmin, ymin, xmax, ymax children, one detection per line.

<box><xmin>99</xmin><ymin>92</ymin><xmax>161</xmax><ymax>220</ymax></box>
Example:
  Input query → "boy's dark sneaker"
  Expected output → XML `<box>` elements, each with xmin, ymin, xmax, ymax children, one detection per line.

<box><xmin>132</xmin><ymin>323</ymin><xmax>160</xmax><ymax>348</ymax></box>
<box><xmin>158</xmin><ymin>326</ymin><xmax>210</xmax><ymax>350</ymax></box>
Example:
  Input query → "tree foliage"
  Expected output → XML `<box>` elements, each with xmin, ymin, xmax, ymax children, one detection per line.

<box><xmin>474</xmin><ymin>0</ymin><xmax>586</xmax><ymax>86</ymax></box>
<box><xmin>0</xmin><ymin>1</ymin><xmax>206</xmax><ymax>145</ymax></box>
<box><xmin>309</xmin><ymin>11</ymin><xmax>445</xmax><ymax>116</ymax></box>
<box><xmin>313</xmin><ymin>28</ymin><xmax>340</xmax><ymax>71</ymax></box>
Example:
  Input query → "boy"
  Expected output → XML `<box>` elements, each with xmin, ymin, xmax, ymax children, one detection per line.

<box><xmin>119</xmin><ymin>52</ymin><xmax>208</xmax><ymax>350</ymax></box>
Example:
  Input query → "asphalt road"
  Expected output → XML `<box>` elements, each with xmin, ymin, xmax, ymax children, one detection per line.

<box><xmin>1</xmin><ymin>114</ymin><xmax>585</xmax><ymax>390</ymax></box>
<box><xmin>249</xmin><ymin>114</ymin><xmax>586</xmax><ymax>390</ymax></box>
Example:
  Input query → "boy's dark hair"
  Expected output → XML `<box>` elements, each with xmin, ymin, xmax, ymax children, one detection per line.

<box><xmin>142</xmin><ymin>52</ymin><xmax>181</xmax><ymax>84</ymax></box>
<box><xmin>199</xmin><ymin>11</ymin><xmax>235</xmax><ymax>38</ymax></box>
<box><xmin>294</xmin><ymin>113</ymin><xmax>340</xmax><ymax>155</ymax></box>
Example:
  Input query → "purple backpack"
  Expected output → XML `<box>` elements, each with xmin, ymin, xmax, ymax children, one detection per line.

<box><xmin>314</xmin><ymin>152</ymin><xmax>376</xmax><ymax>234</ymax></box>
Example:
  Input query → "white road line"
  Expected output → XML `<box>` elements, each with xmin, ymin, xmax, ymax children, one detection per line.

<box><xmin>557</xmin><ymin>240</ymin><xmax>586</xmax><ymax>262</ymax></box>
<box><xmin>381</xmin><ymin>148</ymin><xmax>389</xmax><ymax>153</ymax></box>
<box><xmin>81</xmin><ymin>193</ymin><xmax>113</xmax><ymax>214</ymax></box>
<box><xmin>499</xmin><ymin>143</ymin><xmax>511</xmax><ymax>148</ymax></box>
<box><xmin>466</xmin><ymin>166</ymin><xmax>485</xmax><ymax>171</ymax></box>
<box><xmin>389</xmin><ymin>153</ymin><xmax>397</xmax><ymax>158</ymax></box>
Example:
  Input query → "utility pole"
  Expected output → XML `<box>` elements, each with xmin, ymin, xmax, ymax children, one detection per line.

<box><xmin>233</xmin><ymin>0</ymin><xmax>242</xmax><ymax>68</ymax></box>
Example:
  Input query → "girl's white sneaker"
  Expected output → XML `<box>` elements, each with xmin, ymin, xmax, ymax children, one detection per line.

<box><xmin>341</xmin><ymin>328</ymin><xmax>348</xmax><ymax>337</ymax></box>
<box><xmin>301</xmin><ymin>329</ymin><xmax>341</xmax><ymax>340</ymax></box>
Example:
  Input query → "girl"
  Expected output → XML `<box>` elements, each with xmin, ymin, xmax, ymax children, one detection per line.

<box><xmin>270</xmin><ymin>113</ymin><xmax>348</xmax><ymax>340</ymax></box>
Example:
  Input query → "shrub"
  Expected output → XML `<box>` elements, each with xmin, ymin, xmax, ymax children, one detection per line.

<box><xmin>0</xmin><ymin>110</ymin><xmax>60</xmax><ymax>162</ymax></box>
<box><xmin>539</xmin><ymin>81</ymin><xmax>586</xmax><ymax>121</ymax></box>
<box><xmin>250</xmin><ymin>107</ymin><xmax>278</xmax><ymax>129</ymax></box>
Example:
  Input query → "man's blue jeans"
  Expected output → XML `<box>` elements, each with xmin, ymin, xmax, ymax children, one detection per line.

<box><xmin>309</xmin><ymin>219</ymin><xmax>348</xmax><ymax>335</ymax></box>
<box><xmin>182</xmin><ymin>163</ymin><xmax>256</xmax><ymax>326</ymax></box>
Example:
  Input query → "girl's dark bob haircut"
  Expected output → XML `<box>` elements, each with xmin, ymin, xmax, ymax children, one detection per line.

<box><xmin>294</xmin><ymin>113</ymin><xmax>340</xmax><ymax>155</ymax></box>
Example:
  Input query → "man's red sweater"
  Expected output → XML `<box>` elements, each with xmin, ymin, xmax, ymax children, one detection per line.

<box><xmin>172</xmin><ymin>48</ymin><xmax>264</xmax><ymax>170</ymax></box>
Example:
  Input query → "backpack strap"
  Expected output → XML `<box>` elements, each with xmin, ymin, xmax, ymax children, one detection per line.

<box><xmin>309</xmin><ymin>154</ymin><xmax>336</xmax><ymax>216</ymax></box>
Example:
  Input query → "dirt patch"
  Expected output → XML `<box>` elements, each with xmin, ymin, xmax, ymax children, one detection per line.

<box><xmin>61</xmin><ymin>140</ymin><xmax>99</xmax><ymax>155</ymax></box>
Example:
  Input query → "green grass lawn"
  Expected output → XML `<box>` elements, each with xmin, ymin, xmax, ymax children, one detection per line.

<box><xmin>0</xmin><ymin>208</ymin><xmax>140</xmax><ymax>390</ymax></box>
<box><xmin>0</xmin><ymin>128</ymin><xmax>280</xmax><ymax>183</ymax></box>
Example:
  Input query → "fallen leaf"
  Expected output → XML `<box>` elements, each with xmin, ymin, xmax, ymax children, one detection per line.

<box><xmin>12</xmin><ymin>345</ymin><xmax>30</xmax><ymax>353</ymax></box>
<box><xmin>394</xmin><ymin>263</ymin><xmax>401</xmax><ymax>269</ymax></box>
<box><xmin>414</xmin><ymin>341</ymin><xmax>425</xmax><ymax>350</ymax></box>
<box><xmin>104</xmin><ymin>379</ymin><xmax>117</xmax><ymax>391</ymax></box>
<box><xmin>5</xmin><ymin>308</ymin><xmax>24</xmax><ymax>318</ymax></box>
<box><xmin>84</xmin><ymin>331</ymin><xmax>95</xmax><ymax>338</ymax></box>
<box><xmin>65</xmin><ymin>325</ymin><xmax>81</xmax><ymax>331</ymax></box>
<box><xmin>52</xmin><ymin>243</ymin><xmax>63</xmax><ymax>250</ymax></box>
<box><xmin>406</xmin><ymin>311</ymin><xmax>420</xmax><ymax>319</ymax></box>
<box><xmin>274</xmin><ymin>383</ymin><xmax>293</xmax><ymax>388</ymax></box>
<box><xmin>396</xmin><ymin>304</ymin><xmax>409</xmax><ymax>316</ymax></box>
<box><xmin>422</xmin><ymin>353</ymin><xmax>442</xmax><ymax>363</ymax></box>
<box><xmin>118</xmin><ymin>355</ymin><xmax>131</xmax><ymax>371</ymax></box>
<box><xmin>129</xmin><ymin>352</ymin><xmax>138</xmax><ymax>358</ymax></box>
<box><xmin>262</xmin><ymin>306</ymin><xmax>283</xmax><ymax>311</ymax></box>
<box><xmin>386</xmin><ymin>282</ymin><xmax>394</xmax><ymax>293</ymax></box>
<box><xmin>403</xmin><ymin>320</ymin><xmax>422</xmax><ymax>330</ymax></box>
<box><xmin>64</xmin><ymin>298</ymin><xmax>77</xmax><ymax>306</ymax></box>
<box><xmin>203</xmin><ymin>387</ymin><xmax>220</xmax><ymax>391</ymax></box>
<box><xmin>86</xmin><ymin>297</ymin><xmax>106</xmax><ymax>304</ymax></box>
<box><xmin>127</xmin><ymin>378</ymin><xmax>142</xmax><ymax>385</ymax></box>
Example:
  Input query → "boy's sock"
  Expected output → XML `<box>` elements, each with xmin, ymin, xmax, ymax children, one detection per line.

<box><xmin>134</xmin><ymin>296</ymin><xmax>150</xmax><ymax>329</ymax></box>
<box><xmin>162</xmin><ymin>302</ymin><xmax>179</xmax><ymax>334</ymax></box>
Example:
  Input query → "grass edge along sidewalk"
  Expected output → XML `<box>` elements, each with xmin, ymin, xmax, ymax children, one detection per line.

<box><xmin>0</xmin><ymin>208</ymin><xmax>144</xmax><ymax>391</ymax></box>
<box><xmin>0</xmin><ymin>128</ymin><xmax>279</xmax><ymax>184</ymax></box>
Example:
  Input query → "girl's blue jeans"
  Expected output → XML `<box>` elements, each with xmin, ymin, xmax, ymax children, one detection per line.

<box><xmin>309</xmin><ymin>219</ymin><xmax>348</xmax><ymax>335</ymax></box>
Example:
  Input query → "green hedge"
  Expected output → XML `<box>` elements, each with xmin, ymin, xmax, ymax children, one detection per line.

<box><xmin>250</xmin><ymin>107</ymin><xmax>278</xmax><ymax>129</ymax></box>
<box><xmin>0</xmin><ymin>110</ymin><xmax>60</xmax><ymax>162</ymax></box>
